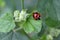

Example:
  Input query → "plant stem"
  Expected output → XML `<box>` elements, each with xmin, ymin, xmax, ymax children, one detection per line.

<box><xmin>13</xmin><ymin>27</ymin><xmax>22</xmax><ymax>32</ymax></box>
<box><xmin>21</xmin><ymin>0</ymin><xmax>24</xmax><ymax>9</ymax></box>
<box><xmin>37</xmin><ymin>0</ymin><xmax>40</xmax><ymax>7</ymax></box>
<box><xmin>34</xmin><ymin>0</ymin><xmax>40</xmax><ymax>10</ymax></box>
<box><xmin>11</xmin><ymin>0</ymin><xmax>16</xmax><ymax>10</ymax></box>
<box><xmin>22</xmin><ymin>29</ymin><xmax>35</xmax><ymax>40</ymax></box>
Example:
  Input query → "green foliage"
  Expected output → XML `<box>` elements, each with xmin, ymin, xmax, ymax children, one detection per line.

<box><xmin>0</xmin><ymin>0</ymin><xmax>6</xmax><ymax>8</ymax></box>
<box><xmin>23</xmin><ymin>16</ymin><xmax>42</xmax><ymax>33</ymax></box>
<box><xmin>0</xmin><ymin>13</ymin><xmax>15</xmax><ymax>32</ymax></box>
<box><xmin>40</xmin><ymin>34</ymin><xmax>47</xmax><ymax>40</ymax></box>
<box><xmin>49</xmin><ymin>28</ymin><xmax>60</xmax><ymax>37</ymax></box>
<box><xmin>0</xmin><ymin>0</ymin><xmax>60</xmax><ymax>40</ymax></box>
<box><xmin>45</xmin><ymin>17</ymin><xmax>59</xmax><ymax>27</ymax></box>
<box><xmin>0</xmin><ymin>31</ymin><xmax>29</xmax><ymax>40</ymax></box>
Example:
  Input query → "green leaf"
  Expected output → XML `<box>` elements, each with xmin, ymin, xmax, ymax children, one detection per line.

<box><xmin>23</xmin><ymin>16</ymin><xmax>42</xmax><ymax>33</ymax></box>
<box><xmin>38</xmin><ymin>0</ymin><xmax>60</xmax><ymax>28</ymax></box>
<box><xmin>45</xmin><ymin>17</ymin><xmax>59</xmax><ymax>27</ymax></box>
<box><xmin>0</xmin><ymin>13</ymin><xmax>15</xmax><ymax>33</ymax></box>
<box><xmin>40</xmin><ymin>34</ymin><xmax>47</xmax><ymax>40</ymax></box>
<box><xmin>0</xmin><ymin>31</ymin><xmax>29</xmax><ymax>40</ymax></box>
<box><xmin>23</xmin><ymin>21</ymin><xmax>34</xmax><ymax>33</ymax></box>
<box><xmin>35</xmin><ymin>0</ymin><xmax>60</xmax><ymax>28</ymax></box>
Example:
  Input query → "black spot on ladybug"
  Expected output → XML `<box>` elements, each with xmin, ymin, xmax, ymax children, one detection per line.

<box><xmin>33</xmin><ymin>12</ymin><xmax>41</xmax><ymax>20</ymax></box>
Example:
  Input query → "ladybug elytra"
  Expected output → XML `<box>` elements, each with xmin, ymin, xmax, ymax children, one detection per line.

<box><xmin>33</xmin><ymin>12</ymin><xmax>41</xmax><ymax>20</ymax></box>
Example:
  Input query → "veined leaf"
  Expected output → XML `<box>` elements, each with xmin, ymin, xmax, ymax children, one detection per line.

<box><xmin>23</xmin><ymin>15</ymin><xmax>42</xmax><ymax>33</ymax></box>
<box><xmin>0</xmin><ymin>13</ymin><xmax>15</xmax><ymax>33</ymax></box>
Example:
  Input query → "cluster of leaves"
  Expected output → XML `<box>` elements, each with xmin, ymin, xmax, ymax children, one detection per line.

<box><xmin>0</xmin><ymin>0</ymin><xmax>60</xmax><ymax>40</ymax></box>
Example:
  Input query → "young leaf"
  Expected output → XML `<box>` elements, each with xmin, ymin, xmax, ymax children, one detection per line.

<box><xmin>23</xmin><ymin>15</ymin><xmax>42</xmax><ymax>33</ymax></box>
<box><xmin>0</xmin><ymin>13</ymin><xmax>15</xmax><ymax>33</ymax></box>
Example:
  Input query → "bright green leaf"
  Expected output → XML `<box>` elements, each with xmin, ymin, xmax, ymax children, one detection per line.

<box><xmin>23</xmin><ymin>15</ymin><xmax>42</xmax><ymax>33</ymax></box>
<box><xmin>0</xmin><ymin>13</ymin><xmax>15</xmax><ymax>33</ymax></box>
<box><xmin>23</xmin><ymin>21</ymin><xmax>34</xmax><ymax>33</ymax></box>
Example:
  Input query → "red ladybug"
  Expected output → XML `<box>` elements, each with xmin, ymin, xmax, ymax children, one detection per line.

<box><xmin>33</xmin><ymin>12</ymin><xmax>41</xmax><ymax>20</ymax></box>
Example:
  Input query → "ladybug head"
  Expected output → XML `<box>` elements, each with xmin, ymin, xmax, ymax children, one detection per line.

<box><xmin>33</xmin><ymin>12</ymin><xmax>41</xmax><ymax>20</ymax></box>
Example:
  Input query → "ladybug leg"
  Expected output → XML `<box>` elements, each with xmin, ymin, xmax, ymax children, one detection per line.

<box><xmin>38</xmin><ymin>18</ymin><xmax>40</xmax><ymax>20</ymax></box>
<box><xmin>34</xmin><ymin>18</ymin><xmax>38</xmax><ymax>20</ymax></box>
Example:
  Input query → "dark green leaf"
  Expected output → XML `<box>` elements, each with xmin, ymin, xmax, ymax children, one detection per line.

<box><xmin>45</xmin><ymin>17</ymin><xmax>59</xmax><ymax>27</ymax></box>
<box><xmin>0</xmin><ymin>31</ymin><xmax>29</xmax><ymax>40</ymax></box>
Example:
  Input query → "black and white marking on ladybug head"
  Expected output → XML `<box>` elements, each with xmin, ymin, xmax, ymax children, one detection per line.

<box><xmin>33</xmin><ymin>12</ymin><xmax>41</xmax><ymax>20</ymax></box>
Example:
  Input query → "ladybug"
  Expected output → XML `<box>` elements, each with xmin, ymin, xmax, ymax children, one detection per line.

<box><xmin>33</xmin><ymin>12</ymin><xmax>41</xmax><ymax>20</ymax></box>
